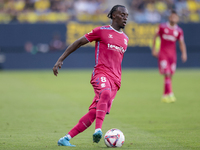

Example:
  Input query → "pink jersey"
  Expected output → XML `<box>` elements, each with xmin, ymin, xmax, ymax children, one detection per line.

<box><xmin>157</xmin><ymin>22</ymin><xmax>184</xmax><ymax>58</ymax></box>
<box><xmin>84</xmin><ymin>25</ymin><xmax>129</xmax><ymax>89</ymax></box>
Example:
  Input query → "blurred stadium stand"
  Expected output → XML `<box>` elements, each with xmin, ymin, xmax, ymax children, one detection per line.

<box><xmin>0</xmin><ymin>0</ymin><xmax>200</xmax><ymax>24</ymax></box>
<box><xmin>0</xmin><ymin>0</ymin><xmax>199</xmax><ymax>69</ymax></box>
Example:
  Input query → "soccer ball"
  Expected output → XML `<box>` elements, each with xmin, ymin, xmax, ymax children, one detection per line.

<box><xmin>104</xmin><ymin>128</ymin><xmax>125</xmax><ymax>148</ymax></box>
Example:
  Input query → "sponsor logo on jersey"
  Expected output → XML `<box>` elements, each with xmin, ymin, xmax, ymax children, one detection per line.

<box><xmin>108</xmin><ymin>34</ymin><xmax>113</xmax><ymax>38</ymax></box>
<box><xmin>96</xmin><ymin>78</ymin><xmax>100</xmax><ymax>85</ymax></box>
<box><xmin>173</xmin><ymin>30</ymin><xmax>178</xmax><ymax>37</ymax></box>
<box><xmin>107</xmin><ymin>43</ymin><xmax>126</xmax><ymax>53</ymax></box>
<box><xmin>101</xmin><ymin>83</ymin><xmax>106</xmax><ymax>88</ymax></box>
<box><xmin>164</xmin><ymin>28</ymin><xmax>169</xmax><ymax>33</ymax></box>
<box><xmin>124</xmin><ymin>39</ymin><xmax>127</xmax><ymax>45</ymax></box>
<box><xmin>162</xmin><ymin>34</ymin><xmax>176</xmax><ymax>41</ymax></box>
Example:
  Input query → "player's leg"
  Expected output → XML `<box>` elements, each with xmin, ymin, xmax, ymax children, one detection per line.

<box><xmin>168</xmin><ymin>62</ymin><xmax>177</xmax><ymax>102</ymax></box>
<box><xmin>106</xmin><ymin>88</ymin><xmax>118</xmax><ymax>115</ymax></box>
<box><xmin>95</xmin><ymin>86</ymin><xmax>117</xmax><ymax>127</ymax></box>
<box><xmin>68</xmin><ymin>108</ymin><xmax>96</xmax><ymax>137</ymax></box>
<box><xmin>95</xmin><ymin>89</ymin><xmax>111</xmax><ymax>129</ymax></box>
<box><xmin>161</xmin><ymin>60</ymin><xmax>176</xmax><ymax>103</ymax></box>
<box><xmin>93</xmin><ymin>88</ymin><xmax>111</xmax><ymax>143</ymax></box>
<box><xmin>162</xmin><ymin>74</ymin><xmax>172</xmax><ymax>102</ymax></box>
<box><xmin>58</xmin><ymin>108</ymin><xmax>96</xmax><ymax>146</ymax></box>
<box><xmin>90</xmin><ymin>75</ymin><xmax>114</xmax><ymax>143</ymax></box>
<box><xmin>159</xmin><ymin>59</ymin><xmax>172</xmax><ymax>103</ymax></box>
<box><xmin>93</xmin><ymin>83</ymin><xmax>118</xmax><ymax>143</ymax></box>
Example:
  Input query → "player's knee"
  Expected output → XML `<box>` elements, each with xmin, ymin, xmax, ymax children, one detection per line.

<box><xmin>88</xmin><ymin>109</ymin><xmax>96</xmax><ymax>120</ymax></box>
<box><xmin>164</xmin><ymin>73</ymin><xmax>171</xmax><ymax>77</ymax></box>
<box><xmin>100</xmin><ymin>90</ymin><xmax>111</xmax><ymax>103</ymax></box>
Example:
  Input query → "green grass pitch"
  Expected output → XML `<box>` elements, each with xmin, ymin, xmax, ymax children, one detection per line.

<box><xmin>0</xmin><ymin>69</ymin><xmax>200</xmax><ymax>150</ymax></box>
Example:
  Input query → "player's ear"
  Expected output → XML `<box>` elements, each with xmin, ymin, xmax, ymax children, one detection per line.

<box><xmin>112</xmin><ymin>11</ymin><xmax>117</xmax><ymax>19</ymax></box>
<box><xmin>168</xmin><ymin>15</ymin><xmax>171</xmax><ymax>20</ymax></box>
<box><xmin>112</xmin><ymin>14</ymin><xmax>116</xmax><ymax>19</ymax></box>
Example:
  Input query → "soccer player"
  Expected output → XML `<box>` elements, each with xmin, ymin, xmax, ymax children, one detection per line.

<box><xmin>151</xmin><ymin>10</ymin><xmax>187</xmax><ymax>103</ymax></box>
<box><xmin>52</xmin><ymin>5</ymin><xmax>129</xmax><ymax>146</ymax></box>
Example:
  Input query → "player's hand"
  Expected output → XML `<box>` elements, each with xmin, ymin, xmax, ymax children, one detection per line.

<box><xmin>152</xmin><ymin>49</ymin><xmax>158</xmax><ymax>58</ymax></box>
<box><xmin>181</xmin><ymin>53</ymin><xmax>187</xmax><ymax>63</ymax></box>
<box><xmin>53</xmin><ymin>60</ymin><xmax>63</xmax><ymax>76</ymax></box>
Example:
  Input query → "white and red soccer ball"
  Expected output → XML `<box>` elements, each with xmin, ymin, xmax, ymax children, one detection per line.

<box><xmin>104</xmin><ymin>128</ymin><xmax>125</xmax><ymax>148</ymax></box>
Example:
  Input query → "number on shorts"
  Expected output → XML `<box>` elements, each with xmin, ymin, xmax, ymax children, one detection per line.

<box><xmin>171</xmin><ymin>63</ymin><xmax>176</xmax><ymax>72</ymax></box>
<box><xmin>160</xmin><ymin>60</ymin><xmax>167</xmax><ymax>69</ymax></box>
<box><xmin>101</xmin><ymin>77</ymin><xmax>106</xmax><ymax>82</ymax></box>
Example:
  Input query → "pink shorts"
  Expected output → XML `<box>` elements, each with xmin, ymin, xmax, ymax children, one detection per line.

<box><xmin>158</xmin><ymin>55</ymin><xmax>176</xmax><ymax>75</ymax></box>
<box><xmin>89</xmin><ymin>73</ymin><xmax>118</xmax><ymax>114</ymax></box>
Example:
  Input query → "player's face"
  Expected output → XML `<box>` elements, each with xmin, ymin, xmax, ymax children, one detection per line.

<box><xmin>114</xmin><ymin>7</ymin><xmax>129</xmax><ymax>29</ymax></box>
<box><xmin>169</xmin><ymin>13</ymin><xmax>179</xmax><ymax>25</ymax></box>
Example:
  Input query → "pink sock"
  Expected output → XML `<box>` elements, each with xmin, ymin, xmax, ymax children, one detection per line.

<box><xmin>68</xmin><ymin>108</ymin><xmax>96</xmax><ymax>138</ymax></box>
<box><xmin>95</xmin><ymin>89</ymin><xmax>111</xmax><ymax>129</ymax></box>
<box><xmin>164</xmin><ymin>76</ymin><xmax>172</xmax><ymax>95</ymax></box>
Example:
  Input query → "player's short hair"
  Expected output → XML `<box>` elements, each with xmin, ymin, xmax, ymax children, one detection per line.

<box><xmin>107</xmin><ymin>5</ymin><xmax>125</xmax><ymax>19</ymax></box>
<box><xmin>171</xmin><ymin>9</ymin><xmax>177</xmax><ymax>15</ymax></box>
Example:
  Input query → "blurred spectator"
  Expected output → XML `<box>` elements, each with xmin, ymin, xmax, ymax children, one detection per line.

<box><xmin>155</xmin><ymin>0</ymin><xmax>168</xmax><ymax>22</ymax></box>
<box><xmin>74</xmin><ymin>0</ymin><xmax>109</xmax><ymax>22</ymax></box>
<box><xmin>24</xmin><ymin>0</ymin><xmax>35</xmax><ymax>10</ymax></box>
<box><xmin>186</xmin><ymin>0</ymin><xmax>200</xmax><ymax>22</ymax></box>
<box><xmin>34</xmin><ymin>0</ymin><xmax>50</xmax><ymax>13</ymax></box>
<box><xmin>145</xmin><ymin>2</ymin><xmax>161</xmax><ymax>23</ymax></box>
<box><xmin>0</xmin><ymin>0</ymin><xmax>200</xmax><ymax>23</ymax></box>
<box><xmin>3</xmin><ymin>0</ymin><xmax>25</xmax><ymax>22</ymax></box>
<box><xmin>175</xmin><ymin>0</ymin><xmax>189</xmax><ymax>22</ymax></box>
<box><xmin>166</xmin><ymin>0</ymin><xmax>176</xmax><ymax>10</ymax></box>
<box><xmin>133</xmin><ymin>9</ymin><xmax>147</xmax><ymax>23</ymax></box>
<box><xmin>155</xmin><ymin>0</ymin><xmax>168</xmax><ymax>14</ymax></box>
<box><xmin>187</xmin><ymin>0</ymin><xmax>199</xmax><ymax>12</ymax></box>
<box><xmin>130</xmin><ymin>0</ymin><xmax>147</xmax><ymax>23</ymax></box>
<box><xmin>74</xmin><ymin>0</ymin><xmax>98</xmax><ymax>14</ymax></box>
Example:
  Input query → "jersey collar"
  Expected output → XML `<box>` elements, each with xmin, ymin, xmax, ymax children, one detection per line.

<box><xmin>109</xmin><ymin>25</ymin><xmax>123</xmax><ymax>34</ymax></box>
<box><xmin>166</xmin><ymin>22</ymin><xmax>178</xmax><ymax>29</ymax></box>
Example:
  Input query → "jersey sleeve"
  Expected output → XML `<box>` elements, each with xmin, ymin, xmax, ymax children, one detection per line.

<box><xmin>177</xmin><ymin>28</ymin><xmax>184</xmax><ymax>41</ymax></box>
<box><xmin>84</xmin><ymin>27</ymin><xmax>101</xmax><ymax>42</ymax></box>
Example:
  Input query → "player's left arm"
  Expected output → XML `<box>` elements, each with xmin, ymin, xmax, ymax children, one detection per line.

<box><xmin>178</xmin><ymin>39</ymin><xmax>187</xmax><ymax>63</ymax></box>
<box><xmin>151</xmin><ymin>25</ymin><xmax>161</xmax><ymax>58</ymax></box>
<box><xmin>152</xmin><ymin>33</ymin><xmax>159</xmax><ymax>58</ymax></box>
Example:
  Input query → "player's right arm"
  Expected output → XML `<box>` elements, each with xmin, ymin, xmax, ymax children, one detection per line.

<box><xmin>178</xmin><ymin>30</ymin><xmax>187</xmax><ymax>63</ymax></box>
<box><xmin>53</xmin><ymin>36</ymin><xmax>89</xmax><ymax>76</ymax></box>
<box><xmin>151</xmin><ymin>27</ymin><xmax>160</xmax><ymax>58</ymax></box>
<box><xmin>179</xmin><ymin>39</ymin><xmax>187</xmax><ymax>63</ymax></box>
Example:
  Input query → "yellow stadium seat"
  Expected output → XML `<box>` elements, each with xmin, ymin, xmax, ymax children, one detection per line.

<box><xmin>17</xmin><ymin>13</ymin><xmax>26</xmax><ymax>23</ymax></box>
<box><xmin>187</xmin><ymin>0</ymin><xmax>198</xmax><ymax>12</ymax></box>
<box><xmin>155</xmin><ymin>1</ymin><xmax>167</xmax><ymax>13</ymax></box>
<box><xmin>57</xmin><ymin>12</ymin><xmax>70</xmax><ymax>22</ymax></box>
<box><xmin>26</xmin><ymin>12</ymin><xmax>39</xmax><ymax>23</ymax></box>
<box><xmin>77</xmin><ymin>14</ymin><xmax>88</xmax><ymax>22</ymax></box>
<box><xmin>14</xmin><ymin>0</ymin><xmax>25</xmax><ymax>11</ymax></box>
<box><xmin>34</xmin><ymin>0</ymin><xmax>50</xmax><ymax>12</ymax></box>
<box><xmin>0</xmin><ymin>13</ymin><xmax>12</xmax><ymax>23</ymax></box>
<box><xmin>189</xmin><ymin>12</ymin><xmax>200</xmax><ymax>22</ymax></box>
<box><xmin>46</xmin><ymin>12</ymin><xmax>58</xmax><ymax>23</ymax></box>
